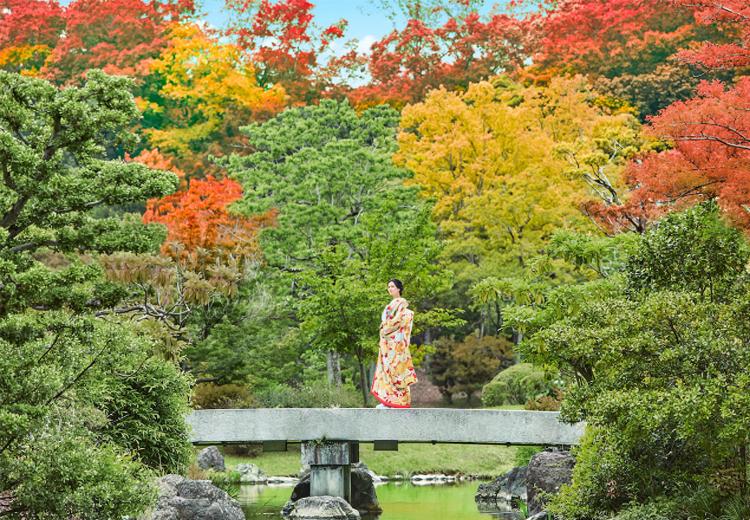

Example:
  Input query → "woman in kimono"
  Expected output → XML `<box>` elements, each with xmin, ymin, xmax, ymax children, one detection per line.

<box><xmin>371</xmin><ymin>279</ymin><xmax>418</xmax><ymax>408</ymax></box>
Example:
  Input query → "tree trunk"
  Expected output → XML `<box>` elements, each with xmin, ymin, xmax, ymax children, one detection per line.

<box><xmin>327</xmin><ymin>350</ymin><xmax>342</xmax><ymax>387</ymax></box>
<box><xmin>357</xmin><ymin>354</ymin><xmax>369</xmax><ymax>407</ymax></box>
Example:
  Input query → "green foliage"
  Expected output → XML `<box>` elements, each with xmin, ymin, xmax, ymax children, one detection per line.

<box><xmin>206</xmin><ymin>470</ymin><xmax>241</xmax><ymax>498</ymax></box>
<box><xmin>185</xmin><ymin>269</ymin><xmax>301</xmax><ymax>387</ymax></box>
<box><xmin>191</xmin><ymin>383</ymin><xmax>256</xmax><ymax>409</ymax></box>
<box><xmin>626</xmin><ymin>201</ymin><xmax>748</xmax><ymax>300</ymax></box>
<box><xmin>0</xmin><ymin>71</ymin><xmax>189</xmax><ymax>519</ymax></box>
<box><xmin>518</xmin><ymin>204</ymin><xmax>750</xmax><ymax>518</ymax></box>
<box><xmin>481</xmin><ymin>363</ymin><xmax>556</xmax><ymax>407</ymax></box>
<box><xmin>254</xmin><ymin>380</ymin><xmax>362</xmax><ymax>408</ymax></box>
<box><xmin>514</xmin><ymin>446</ymin><xmax>544</xmax><ymax>467</ymax></box>
<box><xmin>226</xmin><ymin>100</ymin><xmax>410</xmax><ymax>272</ymax></box>
<box><xmin>225</xmin><ymin>99</ymin><xmax>455</xmax><ymax>402</ymax></box>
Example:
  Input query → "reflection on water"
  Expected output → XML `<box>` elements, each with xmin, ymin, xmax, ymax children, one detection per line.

<box><xmin>239</xmin><ymin>481</ymin><xmax>520</xmax><ymax>520</ymax></box>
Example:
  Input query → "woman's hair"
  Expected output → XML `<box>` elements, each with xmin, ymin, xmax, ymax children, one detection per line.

<box><xmin>389</xmin><ymin>278</ymin><xmax>404</xmax><ymax>296</ymax></box>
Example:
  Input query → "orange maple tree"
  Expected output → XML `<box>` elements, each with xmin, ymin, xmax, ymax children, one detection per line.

<box><xmin>142</xmin><ymin>175</ymin><xmax>276</xmax><ymax>266</ymax></box>
<box><xmin>582</xmin><ymin>1</ymin><xmax>750</xmax><ymax>233</ymax></box>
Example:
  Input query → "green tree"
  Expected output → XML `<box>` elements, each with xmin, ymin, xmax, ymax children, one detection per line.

<box><xmin>511</xmin><ymin>203</ymin><xmax>750</xmax><ymax>518</ymax></box>
<box><xmin>224</xmin><ymin>100</ymin><xmax>455</xmax><ymax>401</ymax></box>
<box><xmin>296</xmin><ymin>206</ymin><xmax>451</xmax><ymax>404</ymax></box>
<box><xmin>0</xmin><ymin>70</ymin><xmax>190</xmax><ymax>518</ymax></box>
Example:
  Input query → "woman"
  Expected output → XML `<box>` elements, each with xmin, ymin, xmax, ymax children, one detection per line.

<box><xmin>371</xmin><ymin>279</ymin><xmax>418</xmax><ymax>408</ymax></box>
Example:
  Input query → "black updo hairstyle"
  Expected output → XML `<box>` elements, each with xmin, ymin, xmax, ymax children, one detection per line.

<box><xmin>389</xmin><ymin>278</ymin><xmax>404</xmax><ymax>296</ymax></box>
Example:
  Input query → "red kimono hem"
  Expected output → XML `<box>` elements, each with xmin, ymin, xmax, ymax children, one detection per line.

<box><xmin>370</xmin><ymin>389</ymin><xmax>411</xmax><ymax>409</ymax></box>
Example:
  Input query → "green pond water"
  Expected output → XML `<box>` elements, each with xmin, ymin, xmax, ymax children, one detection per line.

<box><xmin>238</xmin><ymin>481</ymin><xmax>520</xmax><ymax>520</ymax></box>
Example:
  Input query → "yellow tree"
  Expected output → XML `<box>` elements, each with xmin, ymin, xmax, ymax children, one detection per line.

<box><xmin>396</xmin><ymin>75</ymin><xmax>642</xmax><ymax>283</ymax></box>
<box><xmin>140</xmin><ymin>23</ymin><xmax>287</xmax><ymax>175</ymax></box>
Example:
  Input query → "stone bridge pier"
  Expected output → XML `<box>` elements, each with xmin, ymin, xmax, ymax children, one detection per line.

<box><xmin>302</xmin><ymin>440</ymin><xmax>358</xmax><ymax>502</ymax></box>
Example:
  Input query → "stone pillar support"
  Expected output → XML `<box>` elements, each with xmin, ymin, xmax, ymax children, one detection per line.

<box><xmin>301</xmin><ymin>441</ymin><xmax>358</xmax><ymax>503</ymax></box>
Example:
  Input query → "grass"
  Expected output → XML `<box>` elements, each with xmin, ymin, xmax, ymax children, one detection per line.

<box><xmin>223</xmin><ymin>442</ymin><xmax>519</xmax><ymax>478</ymax></box>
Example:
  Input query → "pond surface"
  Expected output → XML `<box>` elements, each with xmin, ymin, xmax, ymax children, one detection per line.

<box><xmin>239</xmin><ymin>481</ymin><xmax>520</xmax><ymax>520</ymax></box>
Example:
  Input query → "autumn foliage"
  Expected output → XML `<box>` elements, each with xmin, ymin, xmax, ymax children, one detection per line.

<box><xmin>600</xmin><ymin>79</ymin><xmax>750</xmax><ymax>232</ymax></box>
<box><xmin>675</xmin><ymin>0</ymin><xmax>750</xmax><ymax>70</ymax></box>
<box><xmin>226</xmin><ymin>0</ymin><xmax>346</xmax><ymax>103</ymax></box>
<box><xmin>143</xmin><ymin>176</ymin><xmax>276</xmax><ymax>265</ymax></box>
<box><xmin>346</xmin><ymin>13</ymin><xmax>529</xmax><ymax>108</ymax></box>
<box><xmin>532</xmin><ymin>0</ymin><xmax>701</xmax><ymax>77</ymax></box>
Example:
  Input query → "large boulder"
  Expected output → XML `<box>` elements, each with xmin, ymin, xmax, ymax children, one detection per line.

<box><xmin>285</xmin><ymin>496</ymin><xmax>360</xmax><ymax>520</ymax></box>
<box><xmin>285</xmin><ymin>463</ymin><xmax>381</xmax><ymax>516</ymax></box>
<box><xmin>196</xmin><ymin>446</ymin><xmax>225</xmax><ymax>472</ymax></box>
<box><xmin>350</xmin><ymin>462</ymin><xmax>381</xmax><ymax>515</ymax></box>
<box><xmin>236</xmin><ymin>463</ymin><xmax>267</xmax><ymax>483</ymax></box>
<box><xmin>143</xmin><ymin>474</ymin><xmax>244</xmax><ymax>520</ymax></box>
<box><xmin>475</xmin><ymin>465</ymin><xmax>527</xmax><ymax>507</ymax></box>
<box><xmin>526</xmin><ymin>450</ymin><xmax>575</xmax><ymax>515</ymax></box>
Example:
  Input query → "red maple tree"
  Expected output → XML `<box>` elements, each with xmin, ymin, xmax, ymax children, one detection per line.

<box><xmin>0</xmin><ymin>0</ymin><xmax>64</xmax><ymax>48</ymax></box>
<box><xmin>346</xmin><ymin>12</ymin><xmax>529</xmax><ymax>108</ymax></box>
<box><xmin>44</xmin><ymin>0</ymin><xmax>194</xmax><ymax>83</ymax></box>
<box><xmin>587</xmin><ymin>78</ymin><xmax>750</xmax><ymax>233</ymax></box>
<box><xmin>531</xmin><ymin>0</ymin><xmax>705</xmax><ymax>78</ymax></box>
<box><xmin>674</xmin><ymin>0</ymin><xmax>750</xmax><ymax>69</ymax></box>
<box><xmin>225</xmin><ymin>0</ymin><xmax>346</xmax><ymax>103</ymax></box>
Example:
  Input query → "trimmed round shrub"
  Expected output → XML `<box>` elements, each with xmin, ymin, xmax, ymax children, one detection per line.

<box><xmin>481</xmin><ymin>363</ymin><xmax>552</xmax><ymax>406</ymax></box>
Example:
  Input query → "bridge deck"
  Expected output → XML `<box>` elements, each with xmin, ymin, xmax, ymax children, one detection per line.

<box><xmin>187</xmin><ymin>408</ymin><xmax>585</xmax><ymax>446</ymax></box>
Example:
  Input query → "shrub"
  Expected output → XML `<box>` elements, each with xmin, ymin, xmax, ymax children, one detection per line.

<box><xmin>191</xmin><ymin>383</ymin><xmax>255</xmax><ymax>409</ymax></box>
<box><xmin>515</xmin><ymin>446</ymin><xmax>544</xmax><ymax>467</ymax></box>
<box><xmin>481</xmin><ymin>363</ymin><xmax>555</xmax><ymax>406</ymax></box>
<box><xmin>525</xmin><ymin>388</ymin><xmax>563</xmax><ymax>411</ymax></box>
<box><xmin>254</xmin><ymin>380</ymin><xmax>362</xmax><ymax>408</ymax></box>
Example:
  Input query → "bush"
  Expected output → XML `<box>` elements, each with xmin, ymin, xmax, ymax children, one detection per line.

<box><xmin>254</xmin><ymin>380</ymin><xmax>362</xmax><ymax>408</ymax></box>
<box><xmin>481</xmin><ymin>363</ymin><xmax>555</xmax><ymax>406</ymax></box>
<box><xmin>525</xmin><ymin>388</ymin><xmax>563</xmax><ymax>411</ymax></box>
<box><xmin>611</xmin><ymin>500</ymin><xmax>679</xmax><ymax>520</ymax></box>
<box><xmin>191</xmin><ymin>383</ymin><xmax>255</xmax><ymax>409</ymax></box>
<box><xmin>514</xmin><ymin>446</ymin><xmax>544</xmax><ymax>467</ymax></box>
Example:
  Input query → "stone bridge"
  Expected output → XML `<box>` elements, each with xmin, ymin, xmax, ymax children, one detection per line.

<box><xmin>187</xmin><ymin>408</ymin><xmax>585</xmax><ymax>504</ymax></box>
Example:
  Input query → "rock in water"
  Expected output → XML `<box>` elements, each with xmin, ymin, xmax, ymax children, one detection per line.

<box><xmin>526</xmin><ymin>450</ymin><xmax>575</xmax><ymax>515</ymax></box>
<box><xmin>196</xmin><ymin>446</ymin><xmax>225</xmax><ymax>472</ymax></box>
<box><xmin>285</xmin><ymin>463</ymin><xmax>381</xmax><ymax>516</ymax></box>
<box><xmin>236</xmin><ymin>463</ymin><xmax>267</xmax><ymax>483</ymax></box>
<box><xmin>144</xmin><ymin>474</ymin><xmax>244</xmax><ymax>520</ymax></box>
<box><xmin>475</xmin><ymin>465</ymin><xmax>527</xmax><ymax>507</ymax></box>
<box><xmin>285</xmin><ymin>496</ymin><xmax>360</xmax><ymax>520</ymax></box>
<box><xmin>350</xmin><ymin>462</ymin><xmax>381</xmax><ymax>515</ymax></box>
